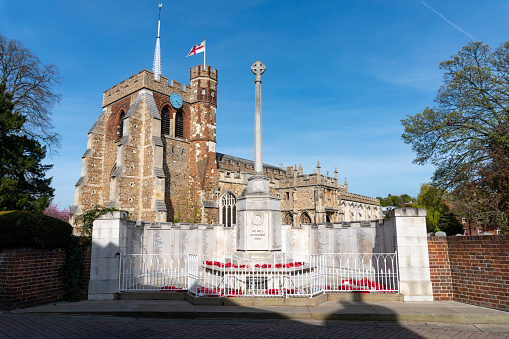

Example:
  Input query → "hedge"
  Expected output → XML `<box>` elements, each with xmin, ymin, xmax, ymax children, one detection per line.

<box><xmin>0</xmin><ymin>210</ymin><xmax>73</xmax><ymax>250</ymax></box>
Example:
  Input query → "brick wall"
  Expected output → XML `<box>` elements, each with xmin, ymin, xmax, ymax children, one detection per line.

<box><xmin>0</xmin><ymin>244</ymin><xmax>92</xmax><ymax>310</ymax></box>
<box><xmin>428</xmin><ymin>235</ymin><xmax>509</xmax><ymax>311</ymax></box>
<box><xmin>427</xmin><ymin>238</ymin><xmax>454</xmax><ymax>300</ymax></box>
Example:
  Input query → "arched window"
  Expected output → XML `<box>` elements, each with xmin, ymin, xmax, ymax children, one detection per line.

<box><xmin>300</xmin><ymin>212</ymin><xmax>311</xmax><ymax>225</ymax></box>
<box><xmin>175</xmin><ymin>111</ymin><xmax>184</xmax><ymax>138</ymax></box>
<box><xmin>220</xmin><ymin>191</ymin><xmax>237</xmax><ymax>228</ymax></box>
<box><xmin>117</xmin><ymin>111</ymin><xmax>125</xmax><ymax>141</ymax></box>
<box><xmin>161</xmin><ymin>106</ymin><xmax>171</xmax><ymax>136</ymax></box>
<box><xmin>283</xmin><ymin>213</ymin><xmax>293</xmax><ymax>225</ymax></box>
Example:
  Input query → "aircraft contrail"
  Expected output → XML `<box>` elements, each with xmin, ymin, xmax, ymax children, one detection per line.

<box><xmin>420</xmin><ymin>1</ymin><xmax>477</xmax><ymax>40</ymax></box>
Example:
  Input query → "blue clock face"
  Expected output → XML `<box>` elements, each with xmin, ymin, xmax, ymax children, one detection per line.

<box><xmin>170</xmin><ymin>93</ymin><xmax>183</xmax><ymax>109</ymax></box>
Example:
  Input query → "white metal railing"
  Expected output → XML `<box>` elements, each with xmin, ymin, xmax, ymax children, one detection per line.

<box><xmin>319</xmin><ymin>253</ymin><xmax>399</xmax><ymax>293</ymax></box>
<box><xmin>119</xmin><ymin>254</ymin><xmax>188</xmax><ymax>292</ymax></box>
<box><xmin>119</xmin><ymin>252</ymin><xmax>399</xmax><ymax>296</ymax></box>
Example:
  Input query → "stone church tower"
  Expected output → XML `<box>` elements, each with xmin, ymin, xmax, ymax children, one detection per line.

<box><xmin>70</xmin><ymin>66</ymin><xmax>219</xmax><ymax>224</ymax></box>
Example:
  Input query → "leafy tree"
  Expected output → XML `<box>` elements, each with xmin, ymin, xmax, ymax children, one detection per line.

<box><xmin>451</xmin><ymin>131</ymin><xmax>509</xmax><ymax>233</ymax></box>
<box><xmin>417</xmin><ymin>183</ymin><xmax>448</xmax><ymax>232</ymax></box>
<box><xmin>0</xmin><ymin>82</ymin><xmax>54</xmax><ymax>212</ymax></box>
<box><xmin>384</xmin><ymin>194</ymin><xmax>399</xmax><ymax>206</ymax></box>
<box><xmin>376</xmin><ymin>197</ymin><xmax>387</xmax><ymax>207</ymax></box>
<box><xmin>0</xmin><ymin>34</ymin><xmax>61</xmax><ymax>150</ymax></box>
<box><xmin>402</xmin><ymin>41</ymin><xmax>509</xmax><ymax>189</ymax></box>
<box><xmin>400</xmin><ymin>194</ymin><xmax>413</xmax><ymax>204</ymax></box>
<box><xmin>380</xmin><ymin>193</ymin><xmax>415</xmax><ymax>207</ymax></box>
<box><xmin>437</xmin><ymin>204</ymin><xmax>464</xmax><ymax>235</ymax></box>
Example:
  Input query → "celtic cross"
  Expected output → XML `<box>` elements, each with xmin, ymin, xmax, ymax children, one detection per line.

<box><xmin>251</xmin><ymin>61</ymin><xmax>266</xmax><ymax>83</ymax></box>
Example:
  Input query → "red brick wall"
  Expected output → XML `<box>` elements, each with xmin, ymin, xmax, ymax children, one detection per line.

<box><xmin>427</xmin><ymin>238</ymin><xmax>454</xmax><ymax>300</ymax></box>
<box><xmin>0</xmin><ymin>244</ymin><xmax>92</xmax><ymax>310</ymax></box>
<box><xmin>0</xmin><ymin>248</ymin><xmax>66</xmax><ymax>310</ymax></box>
<box><xmin>428</xmin><ymin>235</ymin><xmax>509</xmax><ymax>311</ymax></box>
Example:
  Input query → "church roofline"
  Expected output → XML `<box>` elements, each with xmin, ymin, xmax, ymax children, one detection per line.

<box><xmin>216</xmin><ymin>152</ymin><xmax>286</xmax><ymax>174</ymax></box>
<box><xmin>102</xmin><ymin>69</ymin><xmax>191</xmax><ymax>108</ymax></box>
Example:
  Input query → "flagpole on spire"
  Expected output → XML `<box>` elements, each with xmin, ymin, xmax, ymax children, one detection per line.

<box><xmin>152</xmin><ymin>3</ymin><xmax>162</xmax><ymax>81</ymax></box>
<box><xmin>203</xmin><ymin>39</ymin><xmax>206</xmax><ymax>69</ymax></box>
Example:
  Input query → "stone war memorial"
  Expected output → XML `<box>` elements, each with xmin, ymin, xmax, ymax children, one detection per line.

<box><xmin>71</xmin><ymin>11</ymin><xmax>432</xmax><ymax>302</ymax></box>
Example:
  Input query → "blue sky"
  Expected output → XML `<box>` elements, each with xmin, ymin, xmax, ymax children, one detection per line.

<box><xmin>2</xmin><ymin>0</ymin><xmax>509</xmax><ymax>208</ymax></box>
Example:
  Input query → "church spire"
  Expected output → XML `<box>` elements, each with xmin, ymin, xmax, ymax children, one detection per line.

<box><xmin>152</xmin><ymin>3</ymin><xmax>162</xmax><ymax>81</ymax></box>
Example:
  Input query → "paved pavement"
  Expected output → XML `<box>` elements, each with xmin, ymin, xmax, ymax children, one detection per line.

<box><xmin>2</xmin><ymin>299</ymin><xmax>509</xmax><ymax>338</ymax></box>
<box><xmin>1</xmin><ymin>314</ymin><xmax>508</xmax><ymax>338</ymax></box>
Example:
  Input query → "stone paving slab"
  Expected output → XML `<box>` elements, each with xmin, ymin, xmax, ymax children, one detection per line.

<box><xmin>7</xmin><ymin>299</ymin><xmax>509</xmax><ymax>325</ymax></box>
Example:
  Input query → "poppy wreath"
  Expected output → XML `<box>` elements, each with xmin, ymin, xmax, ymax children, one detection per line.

<box><xmin>340</xmin><ymin>278</ymin><xmax>392</xmax><ymax>293</ymax></box>
<box><xmin>204</xmin><ymin>261</ymin><xmax>304</xmax><ymax>269</ymax></box>
<box><xmin>225</xmin><ymin>289</ymin><xmax>244</xmax><ymax>297</ymax></box>
<box><xmin>160</xmin><ymin>286</ymin><xmax>187</xmax><ymax>293</ymax></box>
<box><xmin>265</xmin><ymin>288</ymin><xmax>300</xmax><ymax>295</ymax></box>
<box><xmin>196</xmin><ymin>287</ymin><xmax>223</xmax><ymax>297</ymax></box>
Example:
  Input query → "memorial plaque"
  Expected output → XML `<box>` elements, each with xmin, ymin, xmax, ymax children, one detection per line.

<box><xmin>246</xmin><ymin>211</ymin><xmax>269</xmax><ymax>250</ymax></box>
<box><xmin>247</xmin><ymin>199</ymin><xmax>269</xmax><ymax>210</ymax></box>
<box><xmin>153</xmin><ymin>230</ymin><xmax>162</xmax><ymax>254</ymax></box>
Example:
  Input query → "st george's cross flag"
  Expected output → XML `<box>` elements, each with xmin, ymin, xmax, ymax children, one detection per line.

<box><xmin>187</xmin><ymin>40</ymin><xmax>205</xmax><ymax>57</ymax></box>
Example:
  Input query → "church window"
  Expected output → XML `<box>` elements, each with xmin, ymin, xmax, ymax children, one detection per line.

<box><xmin>300</xmin><ymin>212</ymin><xmax>311</xmax><ymax>225</ymax></box>
<box><xmin>175</xmin><ymin>111</ymin><xmax>184</xmax><ymax>138</ymax></box>
<box><xmin>117</xmin><ymin>111</ymin><xmax>125</xmax><ymax>141</ymax></box>
<box><xmin>286</xmin><ymin>192</ymin><xmax>290</xmax><ymax>200</ymax></box>
<box><xmin>220</xmin><ymin>191</ymin><xmax>237</xmax><ymax>228</ymax></box>
<box><xmin>284</xmin><ymin>213</ymin><xmax>293</xmax><ymax>225</ymax></box>
<box><xmin>161</xmin><ymin>106</ymin><xmax>171</xmax><ymax>136</ymax></box>
<box><xmin>110</xmin><ymin>163</ymin><xmax>117</xmax><ymax>177</ymax></box>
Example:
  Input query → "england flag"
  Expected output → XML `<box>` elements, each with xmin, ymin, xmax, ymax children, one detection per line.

<box><xmin>187</xmin><ymin>40</ymin><xmax>205</xmax><ymax>57</ymax></box>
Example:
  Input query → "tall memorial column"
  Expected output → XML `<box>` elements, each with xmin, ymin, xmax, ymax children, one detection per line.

<box><xmin>237</xmin><ymin>61</ymin><xmax>282</xmax><ymax>256</ymax></box>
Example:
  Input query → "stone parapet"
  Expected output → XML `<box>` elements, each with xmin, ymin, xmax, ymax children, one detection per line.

<box><xmin>341</xmin><ymin>191</ymin><xmax>380</xmax><ymax>205</ymax></box>
<box><xmin>217</xmin><ymin>153</ymin><xmax>286</xmax><ymax>179</ymax></box>
<box><xmin>190</xmin><ymin>65</ymin><xmax>218</xmax><ymax>81</ymax></box>
<box><xmin>102</xmin><ymin>70</ymin><xmax>190</xmax><ymax>107</ymax></box>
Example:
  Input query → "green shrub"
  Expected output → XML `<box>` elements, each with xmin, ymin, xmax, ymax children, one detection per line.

<box><xmin>0</xmin><ymin>210</ymin><xmax>73</xmax><ymax>249</ymax></box>
<box><xmin>61</xmin><ymin>236</ymin><xmax>89</xmax><ymax>301</ymax></box>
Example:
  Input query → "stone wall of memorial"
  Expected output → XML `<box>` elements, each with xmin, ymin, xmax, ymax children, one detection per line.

<box><xmin>428</xmin><ymin>235</ymin><xmax>509</xmax><ymax>311</ymax></box>
<box><xmin>126</xmin><ymin>222</ymin><xmax>237</xmax><ymax>256</ymax></box>
<box><xmin>122</xmin><ymin>219</ymin><xmax>395</xmax><ymax>257</ymax></box>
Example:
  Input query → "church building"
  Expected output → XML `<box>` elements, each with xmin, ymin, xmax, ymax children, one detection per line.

<box><xmin>69</xmin><ymin>65</ymin><xmax>381</xmax><ymax>228</ymax></box>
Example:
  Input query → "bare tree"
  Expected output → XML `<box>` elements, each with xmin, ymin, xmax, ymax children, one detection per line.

<box><xmin>0</xmin><ymin>33</ymin><xmax>61</xmax><ymax>151</ymax></box>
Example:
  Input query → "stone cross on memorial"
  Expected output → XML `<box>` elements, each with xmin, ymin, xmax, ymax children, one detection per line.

<box><xmin>251</xmin><ymin>61</ymin><xmax>266</xmax><ymax>175</ymax></box>
<box><xmin>236</xmin><ymin>60</ymin><xmax>282</xmax><ymax>255</ymax></box>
